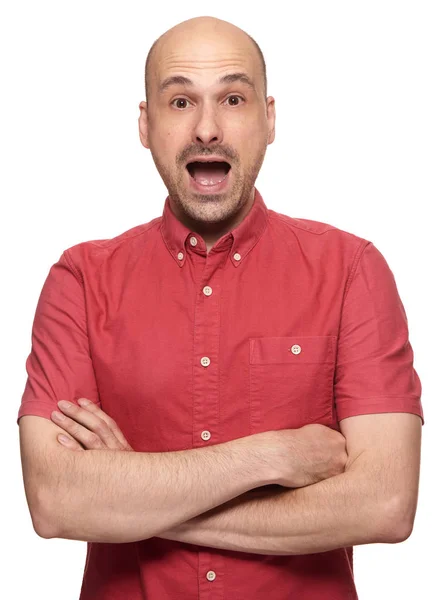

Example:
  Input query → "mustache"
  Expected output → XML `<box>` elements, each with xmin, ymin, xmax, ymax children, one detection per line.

<box><xmin>180</xmin><ymin>148</ymin><xmax>236</xmax><ymax>165</ymax></box>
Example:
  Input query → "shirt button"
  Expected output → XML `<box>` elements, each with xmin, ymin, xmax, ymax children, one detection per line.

<box><xmin>201</xmin><ymin>356</ymin><xmax>211</xmax><ymax>367</ymax></box>
<box><xmin>233</xmin><ymin>252</ymin><xmax>241</xmax><ymax>261</ymax></box>
<box><xmin>203</xmin><ymin>286</ymin><xmax>213</xmax><ymax>296</ymax></box>
<box><xmin>291</xmin><ymin>344</ymin><xmax>302</xmax><ymax>355</ymax></box>
<box><xmin>177</xmin><ymin>252</ymin><xmax>184</xmax><ymax>260</ymax></box>
<box><xmin>206</xmin><ymin>570</ymin><xmax>216</xmax><ymax>581</ymax></box>
<box><xmin>201</xmin><ymin>430</ymin><xmax>211</xmax><ymax>441</ymax></box>
<box><xmin>190</xmin><ymin>236</ymin><xmax>198</xmax><ymax>246</ymax></box>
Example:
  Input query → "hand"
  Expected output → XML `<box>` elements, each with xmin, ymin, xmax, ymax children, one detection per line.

<box><xmin>51</xmin><ymin>398</ymin><xmax>134</xmax><ymax>452</ymax></box>
<box><xmin>260</xmin><ymin>424</ymin><xmax>348</xmax><ymax>488</ymax></box>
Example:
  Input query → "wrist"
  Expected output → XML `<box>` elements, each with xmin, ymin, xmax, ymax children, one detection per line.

<box><xmin>236</xmin><ymin>431</ymin><xmax>281</xmax><ymax>487</ymax></box>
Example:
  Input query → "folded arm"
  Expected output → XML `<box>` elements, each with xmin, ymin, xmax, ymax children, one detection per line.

<box><xmin>20</xmin><ymin>415</ymin><xmax>275</xmax><ymax>544</ymax></box>
<box><xmin>156</xmin><ymin>413</ymin><xmax>422</xmax><ymax>555</ymax></box>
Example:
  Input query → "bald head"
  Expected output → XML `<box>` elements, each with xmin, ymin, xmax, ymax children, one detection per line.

<box><xmin>144</xmin><ymin>16</ymin><xmax>267</xmax><ymax>102</ymax></box>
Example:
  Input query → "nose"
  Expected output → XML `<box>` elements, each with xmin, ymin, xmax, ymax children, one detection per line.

<box><xmin>191</xmin><ymin>104</ymin><xmax>223</xmax><ymax>146</ymax></box>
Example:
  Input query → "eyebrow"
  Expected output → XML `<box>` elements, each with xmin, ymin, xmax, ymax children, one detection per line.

<box><xmin>158</xmin><ymin>72</ymin><xmax>256</xmax><ymax>94</ymax></box>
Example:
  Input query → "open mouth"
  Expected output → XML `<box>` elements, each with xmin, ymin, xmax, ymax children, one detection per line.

<box><xmin>186</xmin><ymin>160</ymin><xmax>231</xmax><ymax>186</ymax></box>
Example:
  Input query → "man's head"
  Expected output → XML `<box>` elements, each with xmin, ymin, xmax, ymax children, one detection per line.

<box><xmin>138</xmin><ymin>16</ymin><xmax>275</xmax><ymax>233</ymax></box>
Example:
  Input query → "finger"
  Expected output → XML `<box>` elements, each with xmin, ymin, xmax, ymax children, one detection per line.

<box><xmin>76</xmin><ymin>398</ymin><xmax>132</xmax><ymax>450</ymax></box>
<box><xmin>52</xmin><ymin>405</ymin><xmax>115</xmax><ymax>450</ymax></box>
<box><xmin>51</xmin><ymin>411</ymin><xmax>106</xmax><ymax>450</ymax></box>
<box><xmin>57</xmin><ymin>434</ymin><xmax>85</xmax><ymax>452</ymax></box>
<box><xmin>58</xmin><ymin>400</ymin><xmax>122</xmax><ymax>450</ymax></box>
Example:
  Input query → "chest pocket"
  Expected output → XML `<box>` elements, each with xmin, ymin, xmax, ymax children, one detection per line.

<box><xmin>249</xmin><ymin>335</ymin><xmax>337</xmax><ymax>432</ymax></box>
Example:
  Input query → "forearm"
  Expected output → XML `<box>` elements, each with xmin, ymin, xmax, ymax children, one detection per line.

<box><xmin>156</xmin><ymin>468</ymin><xmax>394</xmax><ymax>555</ymax></box>
<box><xmin>41</xmin><ymin>435</ymin><xmax>275</xmax><ymax>544</ymax></box>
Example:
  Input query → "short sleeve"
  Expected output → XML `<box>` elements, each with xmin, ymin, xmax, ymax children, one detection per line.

<box><xmin>334</xmin><ymin>242</ymin><xmax>424</xmax><ymax>425</ymax></box>
<box><xmin>17</xmin><ymin>250</ymin><xmax>99</xmax><ymax>425</ymax></box>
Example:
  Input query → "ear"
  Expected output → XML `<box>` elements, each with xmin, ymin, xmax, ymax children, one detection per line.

<box><xmin>138</xmin><ymin>101</ymin><xmax>150</xmax><ymax>149</ymax></box>
<box><xmin>266</xmin><ymin>96</ymin><xmax>276</xmax><ymax>145</ymax></box>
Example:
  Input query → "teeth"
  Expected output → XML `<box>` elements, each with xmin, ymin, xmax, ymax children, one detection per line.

<box><xmin>197</xmin><ymin>172</ymin><xmax>229</xmax><ymax>186</ymax></box>
<box><xmin>187</xmin><ymin>169</ymin><xmax>230</xmax><ymax>186</ymax></box>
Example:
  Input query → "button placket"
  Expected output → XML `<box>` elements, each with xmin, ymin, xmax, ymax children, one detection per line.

<box><xmin>192</xmin><ymin>249</ymin><xmax>227</xmax><ymax>600</ymax></box>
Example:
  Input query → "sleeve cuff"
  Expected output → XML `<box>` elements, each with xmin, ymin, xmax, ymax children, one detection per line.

<box><xmin>336</xmin><ymin>396</ymin><xmax>424</xmax><ymax>425</ymax></box>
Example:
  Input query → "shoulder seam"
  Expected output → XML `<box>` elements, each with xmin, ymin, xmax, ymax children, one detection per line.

<box><xmin>269</xmin><ymin>211</ymin><xmax>336</xmax><ymax>235</ymax></box>
<box><xmin>60</xmin><ymin>249</ymin><xmax>93</xmax><ymax>360</ymax></box>
<box><xmin>62</xmin><ymin>218</ymin><xmax>162</xmax><ymax>281</ymax></box>
<box><xmin>269</xmin><ymin>210</ymin><xmax>365</xmax><ymax>239</ymax></box>
<box><xmin>343</xmin><ymin>240</ymin><xmax>372</xmax><ymax>305</ymax></box>
<box><xmin>90</xmin><ymin>218</ymin><xmax>161</xmax><ymax>252</ymax></box>
<box><xmin>62</xmin><ymin>249</ymin><xmax>84</xmax><ymax>285</ymax></box>
<box><xmin>65</xmin><ymin>218</ymin><xmax>162</xmax><ymax>257</ymax></box>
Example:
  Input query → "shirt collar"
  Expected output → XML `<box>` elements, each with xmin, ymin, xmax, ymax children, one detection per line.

<box><xmin>160</xmin><ymin>187</ymin><xmax>269</xmax><ymax>268</ymax></box>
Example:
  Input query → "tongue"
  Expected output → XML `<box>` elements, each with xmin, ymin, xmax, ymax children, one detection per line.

<box><xmin>192</xmin><ymin>163</ymin><xmax>227</xmax><ymax>185</ymax></box>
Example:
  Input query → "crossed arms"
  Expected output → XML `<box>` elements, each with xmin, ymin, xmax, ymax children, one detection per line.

<box><xmin>21</xmin><ymin>410</ymin><xmax>421</xmax><ymax>555</ymax></box>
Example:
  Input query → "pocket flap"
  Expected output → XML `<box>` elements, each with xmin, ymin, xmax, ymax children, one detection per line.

<box><xmin>249</xmin><ymin>336</ymin><xmax>337</xmax><ymax>365</ymax></box>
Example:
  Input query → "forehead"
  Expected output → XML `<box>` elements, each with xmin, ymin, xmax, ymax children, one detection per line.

<box><xmin>152</xmin><ymin>32</ymin><xmax>259</xmax><ymax>90</ymax></box>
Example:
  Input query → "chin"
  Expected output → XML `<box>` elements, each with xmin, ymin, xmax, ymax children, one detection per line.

<box><xmin>183</xmin><ymin>195</ymin><xmax>239</xmax><ymax>223</ymax></box>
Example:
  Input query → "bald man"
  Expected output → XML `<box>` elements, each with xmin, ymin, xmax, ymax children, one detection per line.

<box><xmin>138</xmin><ymin>16</ymin><xmax>272</xmax><ymax>254</ymax></box>
<box><xmin>18</xmin><ymin>15</ymin><xmax>423</xmax><ymax>600</ymax></box>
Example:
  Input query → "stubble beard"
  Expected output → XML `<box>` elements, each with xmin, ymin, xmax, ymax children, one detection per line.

<box><xmin>168</xmin><ymin>161</ymin><xmax>263</xmax><ymax>225</ymax></box>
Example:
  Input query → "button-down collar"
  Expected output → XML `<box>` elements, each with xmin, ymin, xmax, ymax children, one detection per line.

<box><xmin>160</xmin><ymin>187</ymin><xmax>269</xmax><ymax>267</ymax></box>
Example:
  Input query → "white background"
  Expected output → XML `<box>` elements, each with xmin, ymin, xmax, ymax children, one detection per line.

<box><xmin>2</xmin><ymin>1</ymin><xmax>439</xmax><ymax>598</ymax></box>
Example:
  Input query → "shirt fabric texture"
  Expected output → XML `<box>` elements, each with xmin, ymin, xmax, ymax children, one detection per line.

<box><xmin>17</xmin><ymin>187</ymin><xmax>424</xmax><ymax>600</ymax></box>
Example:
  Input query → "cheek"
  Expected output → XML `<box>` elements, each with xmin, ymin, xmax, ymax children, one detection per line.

<box><xmin>240</xmin><ymin>126</ymin><xmax>267</xmax><ymax>163</ymax></box>
<box><xmin>247</xmin><ymin>116</ymin><xmax>269</xmax><ymax>142</ymax></box>
<box><xmin>149</xmin><ymin>132</ymin><xmax>179</xmax><ymax>164</ymax></box>
<box><xmin>149</xmin><ymin>113</ymin><xmax>178</xmax><ymax>144</ymax></box>
<box><xmin>230</xmin><ymin>114</ymin><xmax>267</xmax><ymax>149</ymax></box>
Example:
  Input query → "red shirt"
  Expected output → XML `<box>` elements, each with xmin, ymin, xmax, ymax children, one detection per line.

<box><xmin>18</xmin><ymin>187</ymin><xmax>424</xmax><ymax>600</ymax></box>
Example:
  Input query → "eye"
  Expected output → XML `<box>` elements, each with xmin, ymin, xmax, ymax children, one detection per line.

<box><xmin>171</xmin><ymin>98</ymin><xmax>190</xmax><ymax>110</ymax></box>
<box><xmin>225</xmin><ymin>95</ymin><xmax>244</xmax><ymax>106</ymax></box>
<box><xmin>171</xmin><ymin>95</ymin><xmax>245</xmax><ymax>110</ymax></box>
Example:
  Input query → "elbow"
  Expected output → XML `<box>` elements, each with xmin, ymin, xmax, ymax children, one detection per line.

<box><xmin>378</xmin><ymin>496</ymin><xmax>415</xmax><ymax>544</ymax></box>
<box><xmin>390</xmin><ymin>516</ymin><xmax>414</xmax><ymax>544</ymax></box>
<box><xmin>30</xmin><ymin>486</ymin><xmax>60</xmax><ymax>540</ymax></box>
<box><xmin>385</xmin><ymin>521</ymin><xmax>414</xmax><ymax>544</ymax></box>
<box><xmin>34</xmin><ymin>515</ymin><xmax>58</xmax><ymax>539</ymax></box>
